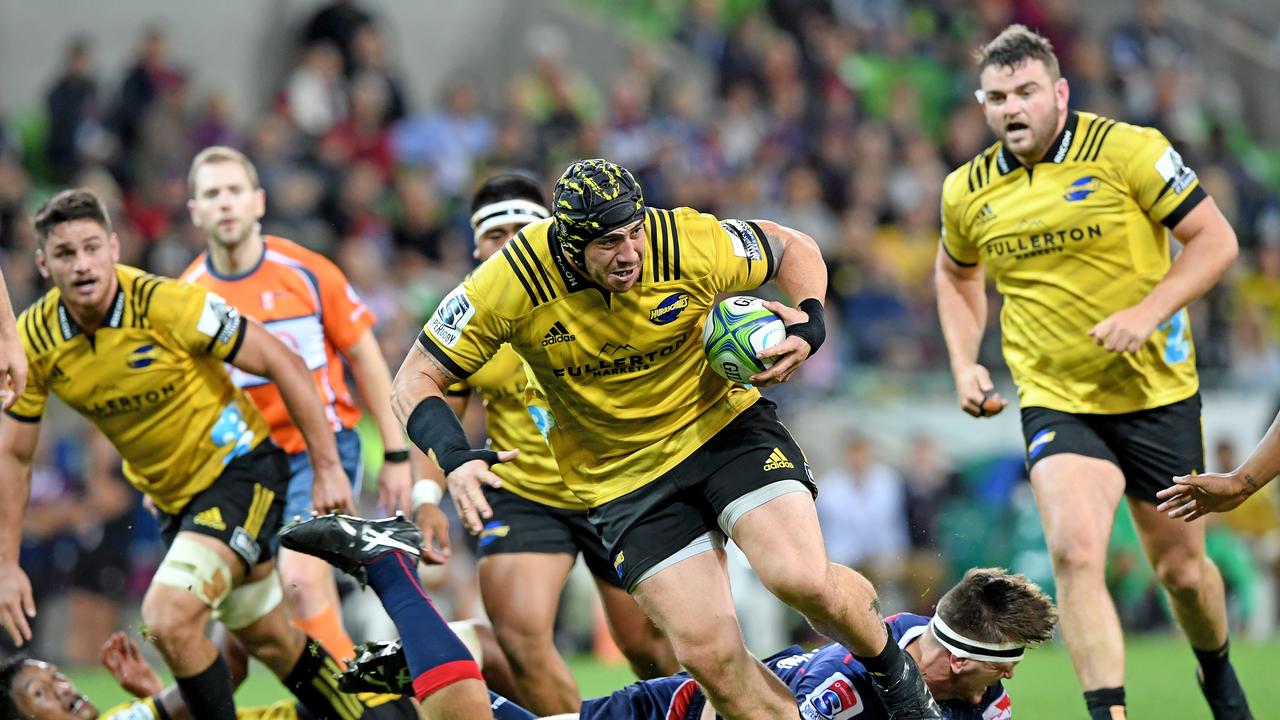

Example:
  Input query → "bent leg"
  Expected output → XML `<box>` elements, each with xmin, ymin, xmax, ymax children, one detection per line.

<box><xmin>595</xmin><ymin>576</ymin><xmax>678</xmax><ymax>679</ymax></box>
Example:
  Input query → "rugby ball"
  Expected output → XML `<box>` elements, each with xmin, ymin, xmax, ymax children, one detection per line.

<box><xmin>702</xmin><ymin>296</ymin><xmax>786</xmax><ymax>383</ymax></box>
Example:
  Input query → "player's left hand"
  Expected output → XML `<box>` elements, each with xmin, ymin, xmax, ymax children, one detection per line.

<box><xmin>414</xmin><ymin>503</ymin><xmax>452</xmax><ymax>565</ymax></box>
<box><xmin>376</xmin><ymin>458</ymin><xmax>413</xmax><ymax>514</ymax></box>
<box><xmin>0</xmin><ymin>333</ymin><xmax>27</xmax><ymax>411</ymax></box>
<box><xmin>750</xmin><ymin>301</ymin><xmax>812</xmax><ymax>386</ymax></box>
<box><xmin>312</xmin><ymin>464</ymin><xmax>356</xmax><ymax>515</ymax></box>
<box><xmin>1156</xmin><ymin>472</ymin><xmax>1256</xmax><ymax>522</ymax></box>
<box><xmin>100</xmin><ymin>632</ymin><xmax>165</xmax><ymax>699</ymax></box>
<box><xmin>1088</xmin><ymin>305</ymin><xmax>1160</xmax><ymax>353</ymax></box>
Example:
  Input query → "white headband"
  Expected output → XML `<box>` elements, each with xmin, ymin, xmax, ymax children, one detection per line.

<box><xmin>470</xmin><ymin>199</ymin><xmax>550</xmax><ymax>239</ymax></box>
<box><xmin>929</xmin><ymin>615</ymin><xmax>1026</xmax><ymax>664</ymax></box>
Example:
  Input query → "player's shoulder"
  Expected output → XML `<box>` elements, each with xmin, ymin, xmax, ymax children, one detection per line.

<box><xmin>943</xmin><ymin>142</ymin><xmax>1002</xmax><ymax>206</ymax></box>
<box><xmin>16</xmin><ymin>285</ymin><xmax>63</xmax><ymax>357</ymax></box>
<box><xmin>979</xmin><ymin>683</ymin><xmax>1012</xmax><ymax>720</ymax></box>
<box><xmin>1077</xmin><ymin>111</ymin><xmax>1165</xmax><ymax>163</ymax></box>
<box><xmin>472</xmin><ymin>219</ymin><xmax>559</xmax><ymax>317</ymax></box>
<box><xmin>655</xmin><ymin>206</ymin><xmax>763</xmax><ymax>281</ymax></box>
<box><xmin>264</xmin><ymin>235</ymin><xmax>335</xmax><ymax>270</ymax></box>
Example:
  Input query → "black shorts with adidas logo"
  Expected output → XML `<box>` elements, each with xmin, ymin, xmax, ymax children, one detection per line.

<box><xmin>155</xmin><ymin>440</ymin><xmax>291</xmax><ymax>572</ymax></box>
<box><xmin>587</xmin><ymin>398</ymin><xmax>816</xmax><ymax>591</ymax></box>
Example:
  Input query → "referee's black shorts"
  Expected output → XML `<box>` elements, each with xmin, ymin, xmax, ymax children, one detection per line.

<box><xmin>1020</xmin><ymin>392</ymin><xmax>1204</xmax><ymax>503</ymax></box>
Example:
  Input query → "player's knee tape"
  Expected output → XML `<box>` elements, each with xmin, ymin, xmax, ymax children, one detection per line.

<box><xmin>447</xmin><ymin>619</ymin><xmax>487</xmax><ymax>666</ymax></box>
<box><xmin>152</xmin><ymin>537</ymin><xmax>235</xmax><ymax>609</ymax></box>
<box><xmin>215</xmin><ymin>572</ymin><xmax>285</xmax><ymax>630</ymax></box>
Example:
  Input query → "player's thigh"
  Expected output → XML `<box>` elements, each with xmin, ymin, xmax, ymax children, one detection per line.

<box><xmin>142</xmin><ymin>530</ymin><xmax>238</xmax><ymax>635</ymax></box>
<box><xmin>1022</xmin><ymin>406</ymin><xmax>1125</xmax><ymax>556</ymax></box>
<box><xmin>1101</xmin><ymin>393</ymin><xmax>1204</xmax><ymax>504</ymax></box>
<box><xmin>478</xmin><ymin>552</ymin><xmax>575</xmax><ymax>638</ymax></box>
<box><xmin>1127</xmin><ymin>496</ymin><xmax>1209</xmax><ymax>584</ymax></box>
<box><xmin>728</xmin><ymin>491</ymin><xmax>829</xmax><ymax>592</ymax></box>
<box><xmin>631</xmin><ymin>548</ymin><xmax>739</xmax><ymax>652</ymax></box>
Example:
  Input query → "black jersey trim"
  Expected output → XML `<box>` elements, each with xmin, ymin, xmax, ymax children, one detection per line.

<box><xmin>4</xmin><ymin>409</ymin><xmax>42</xmax><ymax>423</ymax></box>
<box><xmin>516</xmin><ymin>233</ymin><xmax>557</xmax><ymax>300</ymax></box>
<box><xmin>223</xmin><ymin>318</ymin><xmax>249</xmax><ymax>364</ymax></box>
<box><xmin>669</xmin><ymin>211</ymin><xmax>682</xmax><ymax>280</ymax></box>
<box><xmin>33</xmin><ymin>297</ymin><xmax>55</xmax><ymax>350</ymax></box>
<box><xmin>646</xmin><ymin>208</ymin><xmax>661</xmax><ymax>282</ymax></box>
<box><xmin>998</xmin><ymin>111</ymin><xmax>1080</xmax><ymax>173</ymax></box>
<box><xmin>659</xmin><ymin>209</ymin><xmax>673</xmax><ymax>281</ymax></box>
<box><xmin>1079</xmin><ymin>119</ymin><xmax>1115</xmax><ymax>163</ymax></box>
<box><xmin>509</xmin><ymin>239</ymin><xmax>550</xmax><ymax>304</ymax></box>
<box><xmin>940</xmin><ymin>239</ymin><xmax>978</xmax><ymax>268</ymax></box>
<box><xmin>501</xmin><ymin>246</ymin><xmax>541</xmax><ymax>307</ymax></box>
<box><xmin>1073</xmin><ymin>116</ymin><xmax>1102</xmax><ymax>161</ymax></box>
<box><xmin>747</xmin><ymin>221</ymin><xmax>777</xmax><ymax>284</ymax></box>
<box><xmin>22</xmin><ymin>308</ymin><xmax>46</xmax><ymax>354</ymax></box>
<box><xmin>1160</xmin><ymin>185</ymin><xmax>1207</xmax><ymax>229</ymax></box>
<box><xmin>415</xmin><ymin>330</ymin><xmax>472</xmax><ymax>380</ymax></box>
<box><xmin>444</xmin><ymin>386</ymin><xmax>471</xmax><ymax>398</ymax></box>
<box><xmin>1085</xmin><ymin>120</ymin><xmax>1117</xmax><ymax>161</ymax></box>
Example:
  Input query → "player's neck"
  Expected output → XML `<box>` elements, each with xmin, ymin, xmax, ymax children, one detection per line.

<box><xmin>64</xmin><ymin>271</ymin><xmax>120</xmax><ymax>333</ymax></box>
<box><xmin>1011</xmin><ymin>109</ymin><xmax>1069</xmax><ymax>168</ymax></box>
<box><xmin>208</xmin><ymin>232</ymin><xmax>265</xmax><ymax>277</ymax></box>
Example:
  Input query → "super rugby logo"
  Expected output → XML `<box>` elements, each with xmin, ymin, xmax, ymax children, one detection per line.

<box><xmin>427</xmin><ymin>287</ymin><xmax>475</xmax><ymax>348</ymax></box>
<box><xmin>649</xmin><ymin>293</ymin><xmax>689</xmax><ymax>325</ymax></box>
<box><xmin>800</xmin><ymin>673</ymin><xmax>864</xmax><ymax>719</ymax></box>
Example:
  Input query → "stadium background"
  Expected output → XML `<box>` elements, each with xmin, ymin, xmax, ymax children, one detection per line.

<box><xmin>0</xmin><ymin>0</ymin><xmax>1278</xmax><ymax>716</ymax></box>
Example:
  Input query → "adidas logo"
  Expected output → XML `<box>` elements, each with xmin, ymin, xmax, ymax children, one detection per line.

<box><xmin>194</xmin><ymin>507</ymin><xmax>226</xmax><ymax>531</ymax></box>
<box><xmin>763</xmin><ymin>447</ymin><xmax>795</xmax><ymax>471</ymax></box>
<box><xmin>976</xmin><ymin>203</ymin><xmax>997</xmax><ymax>224</ymax></box>
<box><xmin>542</xmin><ymin>321</ymin><xmax>577</xmax><ymax>347</ymax></box>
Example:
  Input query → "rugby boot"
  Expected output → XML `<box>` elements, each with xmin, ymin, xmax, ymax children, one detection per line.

<box><xmin>279</xmin><ymin>512</ymin><xmax>422</xmax><ymax>586</ymax></box>
<box><xmin>339</xmin><ymin>640</ymin><xmax>412</xmax><ymax>695</ymax></box>
<box><xmin>1198</xmin><ymin>664</ymin><xmax>1253</xmax><ymax>720</ymax></box>
<box><xmin>868</xmin><ymin>645</ymin><xmax>943</xmax><ymax>720</ymax></box>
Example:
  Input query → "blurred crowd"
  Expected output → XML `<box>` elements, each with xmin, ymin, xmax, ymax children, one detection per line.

<box><xmin>2</xmin><ymin>0</ymin><xmax>1279</xmax><ymax>664</ymax></box>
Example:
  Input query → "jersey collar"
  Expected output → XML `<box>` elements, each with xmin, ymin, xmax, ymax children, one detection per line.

<box><xmin>546</xmin><ymin>227</ymin><xmax>612</xmax><ymax>302</ymax></box>
<box><xmin>57</xmin><ymin>285</ymin><xmax>126</xmax><ymax>340</ymax></box>
<box><xmin>996</xmin><ymin>110</ymin><xmax>1080</xmax><ymax>175</ymax></box>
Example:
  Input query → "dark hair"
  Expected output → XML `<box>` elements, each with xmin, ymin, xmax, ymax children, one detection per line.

<box><xmin>936</xmin><ymin>567</ymin><xmax>1058</xmax><ymax>646</ymax></box>
<box><xmin>470</xmin><ymin>172</ymin><xmax>546</xmax><ymax>214</ymax></box>
<box><xmin>0</xmin><ymin>655</ymin><xmax>30</xmax><ymax>720</ymax></box>
<box><xmin>974</xmin><ymin>24</ymin><xmax>1060</xmax><ymax>79</ymax></box>
<box><xmin>32</xmin><ymin>189</ymin><xmax>112</xmax><ymax>246</ymax></box>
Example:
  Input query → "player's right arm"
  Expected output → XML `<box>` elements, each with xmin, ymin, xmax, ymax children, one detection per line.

<box><xmin>0</xmin><ymin>414</ymin><xmax>41</xmax><ymax>645</ymax></box>
<box><xmin>0</xmin><ymin>271</ymin><xmax>27</xmax><ymax>408</ymax></box>
<box><xmin>393</xmin><ymin>276</ymin><xmax>520</xmax><ymax>534</ymax></box>
<box><xmin>935</xmin><ymin>174</ymin><xmax>1007</xmax><ymax>418</ymax></box>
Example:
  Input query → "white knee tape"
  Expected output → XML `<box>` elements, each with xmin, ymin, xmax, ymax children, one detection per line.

<box><xmin>215</xmin><ymin>571</ymin><xmax>285</xmax><ymax>630</ymax></box>
<box><xmin>152</xmin><ymin>537</ymin><xmax>235</xmax><ymax>609</ymax></box>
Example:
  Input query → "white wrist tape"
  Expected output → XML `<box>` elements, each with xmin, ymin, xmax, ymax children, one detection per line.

<box><xmin>412</xmin><ymin>479</ymin><xmax>444</xmax><ymax>513</ymax></box>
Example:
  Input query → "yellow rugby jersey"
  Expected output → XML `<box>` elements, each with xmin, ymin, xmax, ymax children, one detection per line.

<box><xmin>446</xmin><ymin>343</ymin><xmax>581</xmax><ymax>509</ymax></box>
<box><xmin>100</xmin><ymin>693</ymin><xmax>407</xmax><ymax>720</ymax></box>
<box><xmin>941</xmin><ymin>110</ymin><xmax>1206</xmax><ymax>414</ymax></box>
<box><xmin>8</xmin><ymin>265</ymin><xmax>270</xmax><ymax>514</ymax></box>
<box><xmin>419</xmin><ymin>208</ymin><xmax>775</xmax><ymax>507</ymax></box>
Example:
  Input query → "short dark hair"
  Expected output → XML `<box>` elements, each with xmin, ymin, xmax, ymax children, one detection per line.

<box><xmin>32</xmin><ymin>189</ymin><xmax>112</xmax><ymax>246</ymax></box>
<box><xmin>975</xmin><ymin>24</ymin><xmax>1060</xmax><ymax>79</ymax></box>
<box><xmin>470</xmin><ymin>172</ymin><xmax>546</xmax><ymax>214</ymax></box>
<box><xmin>0</xmin><ymin>655</ymin><xmax>30</xmax><ymax>720</ymax></box>
<box><xmin>936</xmin><ymin>567</ymin><xmax>1058</xmax><ymax>647</ymax></box>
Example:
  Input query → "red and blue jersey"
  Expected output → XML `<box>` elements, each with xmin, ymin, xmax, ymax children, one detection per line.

<box><xmin>577</xmin><ymin>613</ymin><xmax>1011</xmax><ymax>720</ymax></box>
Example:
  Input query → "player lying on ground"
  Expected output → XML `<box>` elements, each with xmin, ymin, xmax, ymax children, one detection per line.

<box><xmin>0</xmin><ymin>618</ymin><xmax>521</xmax><ymax>720</ymax></box>
<box><xmin>280</xmin><ymin>513</ymin><xmax>1058</xmax><ymax>720</ymax></box>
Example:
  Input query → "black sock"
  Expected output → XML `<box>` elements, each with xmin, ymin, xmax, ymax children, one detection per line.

<box><xmin>852</xmin><ymin>624</ymin><xmax>906</xmax><ymax>679</ymax></box>
<box><xmin>1084</xmin><ymin>687</ymin><xmax>1126</xmax><ymax>720</ymax></box>
<box><xmin>284</xmin><ymin>636</ymin><xmax>366</xmax><ymax>720</ymax></box>
<box><xmin>1194</xmin><ymin>640</ymin><xmax>1231</xmax><ymax>683</ymax></box>
<box><xmin>174</xmin><ymin>654</ymin><xmax>236</xmax><ymax>720</ymax></box>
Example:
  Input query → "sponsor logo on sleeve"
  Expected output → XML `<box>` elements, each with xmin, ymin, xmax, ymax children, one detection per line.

<box><xmin>720</xmin><ymin>219</ymin><xmax>763</xmax><ymax>260</ymax></box>
<box><xmin>1154</xmin><ymin>146</ymin><xmax>1197</xmax><ymax>194</ymax></box>
<box><xmin>800</xmin><ymin>673</ymin><xmax>864</xmax><ymax>719</ymax></box>
<box><xmin>197</xmin><ymin>293</ymin><xmax>239</xmax><ymax>339</ymax></box>
<box><xmin>426</xmin><ymin>287</ymin><xmax>475</xmax><ymax>348</ymax></box>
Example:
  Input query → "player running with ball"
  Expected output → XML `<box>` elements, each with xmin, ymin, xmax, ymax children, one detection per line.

<box><xmin>393</xmin><ymin>159</ymin><xmax>941</xmax><ymax>719</ymax></box>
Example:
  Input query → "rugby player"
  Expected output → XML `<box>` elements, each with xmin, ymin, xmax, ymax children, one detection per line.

<box><xmin>392</xmin><ymin>158</ymin><xmax>939</xmax><ymax>719</ymax></box>
<box><xmin>0</xmin><ymin>267</ymin><xmax>27</xmax><ymax>409</ymax></box>
<box><xmin>181</xmin><ymin>145</ymin><xmax>415</xmax><ymax>663</ymax></box>
<box><xmin>0</xmin><ymin>189</ymin><xmax>376</xmax><ymax>720</ymax></box>
<box><xmin>934</xmin><ymin>25</ymin><xmax>1249</xmax><ymax>720</ymax></box>
<box><xmin>282</xmin><ymin>513</ymin><xmax>1058</xmax><ymax>720</ymax></box>
<box><xmin>416</xmin><ymin>172</ymin><xmax>676</xmax><ymax>713</ymax></box>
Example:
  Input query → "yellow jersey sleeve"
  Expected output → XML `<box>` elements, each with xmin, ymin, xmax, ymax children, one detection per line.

<box><xmin>417</xmin><ymin>262</ymin><xmax>521</xmax><ymax>379</ymax></box>
<box><xmin>148</xmin><ymin>280</ymin><xmax>248</xmax><ymax>362</ymax></box>
<box><xmin>940</xmin><ymin>167</ymin><xmax>981</xmax><ymax>266</ymax></box>
<box><xmin>7</xmin><ymin>305</ymin><xmax>50</xmax><ymax>421</ymax></box>
<box><xmin>1109</xmin><ymin>123</ymin><xmax>1207</xmax><ymax>229</ymax></box>
<box><xmin>707</xmin><ymin>214</ymin><xmax>776</xmax><ymax>293</ymax></box>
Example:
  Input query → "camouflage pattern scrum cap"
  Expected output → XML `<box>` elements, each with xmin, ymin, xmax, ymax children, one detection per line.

<box><xmin>552</xmin><ymin>159</ymin><xmax>645</xmax><ymax>265</ymax></box>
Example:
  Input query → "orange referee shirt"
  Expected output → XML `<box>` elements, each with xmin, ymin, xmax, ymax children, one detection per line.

<box><xmin>183</xmin><ymin>236</ymin><xmax>376</xmax><ymax>454</ymax></box>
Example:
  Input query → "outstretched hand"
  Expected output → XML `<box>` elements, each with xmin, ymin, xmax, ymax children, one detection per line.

<box><xmin>448</xmin><ymin>450</ymin><xmax>519</xmax><ymax>534</ymax></box>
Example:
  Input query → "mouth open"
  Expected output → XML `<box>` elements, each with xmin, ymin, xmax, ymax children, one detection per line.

<box><xmin>1006</xmin><ymin>121</ymin><xmax>1029</xmax><ymax>134</ymax></box>
<box><xmin>71</xmin><ymin>277</ymin><xmax>97</xmax><ymax>294</ymax></box>
<box><xmin>610</xmin><ymin>267</ymin><xmax>636</xmax><ymax>283</ymax></box>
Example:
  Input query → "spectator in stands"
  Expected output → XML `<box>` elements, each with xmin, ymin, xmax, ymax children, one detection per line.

<box><xmin>302</xmin><ymin>0</ymin><xmax>374</xmax><ymax>74</ymax></box>
<box><xmin>44</xmin><ymin>37</ymin><xmax>101</xmax><ymax>184</ymax></box>
<box><xmin>816</xmin><ymin>433</ymin><xmax>910</xmax><ymax>588</ymax></box>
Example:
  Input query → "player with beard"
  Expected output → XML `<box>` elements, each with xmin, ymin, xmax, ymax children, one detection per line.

<box><xmin>392</xmin><ymin>159</ymin><xmax>940</xmax><ymax>719</ymax></box>
<box><xmin>414</xmin><ymin>172</ymin><xmax>676</xmax><ymax>714</ymax></box>
<box><xmin>934</xmin><ymin>25</ymin><xmax>1249</xmax><ymax>720</ymax></box>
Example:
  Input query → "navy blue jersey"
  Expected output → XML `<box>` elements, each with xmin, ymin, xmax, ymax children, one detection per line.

<box><xmin>578</xmin><ymin>613</ymin><xmax>1012</xmax><ymax>720</ymax></box>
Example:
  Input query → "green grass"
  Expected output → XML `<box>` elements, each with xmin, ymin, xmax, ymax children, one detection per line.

<box><xmin>65</xmin><ymin>636</ymin><xmax>1279</xmax><ymax>718</ymax></box>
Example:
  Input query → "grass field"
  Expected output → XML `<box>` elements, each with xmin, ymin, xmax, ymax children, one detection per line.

<box><xmin>64</xmin><ymin>636</ymin><xmax>1279</xmax><ymax>718</ymax></box>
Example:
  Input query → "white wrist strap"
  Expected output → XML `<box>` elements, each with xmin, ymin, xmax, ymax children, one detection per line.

<box><xmin>411</xmin><ymin>480</ymin><xmax>444</xmax><ymax>513</ymax></box>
